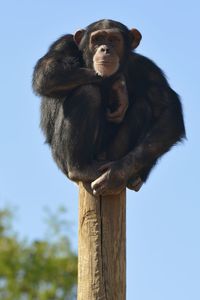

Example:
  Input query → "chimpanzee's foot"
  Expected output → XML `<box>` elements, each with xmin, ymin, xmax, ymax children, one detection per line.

<box><xmin>68</xmin><ymin>161</ymin><xmax>106</xmax><ymax>183</ymax></box>
<box><xmin>127</xmin><ymin>177</ymin><xmax>143</xmax><ymax>192</ymax></box>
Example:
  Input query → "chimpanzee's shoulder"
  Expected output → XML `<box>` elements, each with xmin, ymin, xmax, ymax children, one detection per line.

<box><xmin>130</xmin><ymin>52</ymin><xmax>166</xmax><ymax>79</ymax></box>
<box><xmin>129</xmin><ymin>52</ymin><xmax>167</xmax><ymax>84</ymax></box>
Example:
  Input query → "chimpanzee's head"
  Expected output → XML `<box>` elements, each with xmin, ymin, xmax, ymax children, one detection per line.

<box><xmin>74</xmin><ymin>19</ymin><xmax>142</xmax><ymax>77</ymax></box>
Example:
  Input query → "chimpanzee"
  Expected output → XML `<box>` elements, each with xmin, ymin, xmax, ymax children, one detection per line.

<box><xmin>33</xmin><ymin>19</ymin><xmax>185</xmax><ymax>196</ymax></box>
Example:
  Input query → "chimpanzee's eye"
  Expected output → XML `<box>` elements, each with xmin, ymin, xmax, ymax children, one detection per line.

<box><xmin>108</xmin><ymin>36</ymin><xmax>120</xmax><ymax>44</ymax></box>
<box><xmin>92</xmin><ymin>35</ymin><xmax>104</xmax><ymax>43</ymax></box>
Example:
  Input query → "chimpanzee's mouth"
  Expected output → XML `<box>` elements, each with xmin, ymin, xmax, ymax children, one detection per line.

<box><xmin>96</xmin><ymin>60</ymin><xmax>115</xmax><ymax>64</ymax></box>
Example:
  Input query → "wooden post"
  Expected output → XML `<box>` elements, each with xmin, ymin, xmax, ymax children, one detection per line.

<box><xmin>78</xmin><ymin>183</ymin><xmax>126</xmax><ymax>300</ymax></box>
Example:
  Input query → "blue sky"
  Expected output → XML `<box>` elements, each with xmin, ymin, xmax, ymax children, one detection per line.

<box><xmin>0</xmin><ymin>0</ymin><xmax>200</xmax><ymax>299</ymax></box>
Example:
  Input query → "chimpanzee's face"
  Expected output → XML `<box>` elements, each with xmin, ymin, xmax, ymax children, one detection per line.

<box><xmin>89</xmin><ymin>29</ymin><xmax>124</xmax><ymax>77</ymax></box>
<box><xmin>74</xmin><ymin>20</ymin><xmax>142</xmax><ymax>77</ymax></box>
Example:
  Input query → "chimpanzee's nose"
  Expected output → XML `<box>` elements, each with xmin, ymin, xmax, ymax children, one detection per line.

<box><xmin>100</xmin><ymin>45</ymin><xmax>110</xmax><ymax>54</ymax></box>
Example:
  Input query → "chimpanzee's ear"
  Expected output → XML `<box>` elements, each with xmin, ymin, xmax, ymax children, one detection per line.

<box><xmin>74</xmin><ymin>29</ymin><xmax>86</xmax><ymax>45</ymax></box>
<box><xmin>129</xmin><ymin>28</ymin><xmax>142</xmax><ymax>49</ymax></box>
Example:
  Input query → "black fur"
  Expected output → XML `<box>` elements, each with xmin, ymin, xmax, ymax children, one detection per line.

<box><xmin>33</xmin><ymin>20</ymin><xmax>185</xmax><ymax>188</ymax></box>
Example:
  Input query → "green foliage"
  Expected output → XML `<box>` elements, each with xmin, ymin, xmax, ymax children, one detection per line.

<box><xmin>0</xmin><ymin>207</ymin><xmax>77</xmax><ymax>300</ymax></box>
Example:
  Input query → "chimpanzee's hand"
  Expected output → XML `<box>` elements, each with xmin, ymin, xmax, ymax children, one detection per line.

<box><xmin>107</xmin><ymin>74</ymin><xmax>129</xmax><ymax>123</ymax></box>
<box><xmin>91</xmin><ymin>161</ymin><xmax>127</xmax><ymax>195</ymax></box>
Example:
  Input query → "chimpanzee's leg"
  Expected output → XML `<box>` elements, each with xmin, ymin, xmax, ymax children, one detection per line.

<box><xmin>51</xmin><ymin>85</ymin><xmax>106</xmax><ymax>182</ymax></box>
<box><xmin>105</xmin><ymin>99</ymin><xmax>151</xmax><ymax>159</ymax></box>
<box><xmin>104</xmin><ymin>98</ymin><xmax>153</xmax><ymax>191</ymax></box>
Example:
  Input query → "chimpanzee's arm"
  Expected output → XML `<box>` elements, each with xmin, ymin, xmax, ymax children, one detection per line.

<box><xmin>122</xmin><ymin>86</ymin><xmax>186</xmax><ymax>181</ymax></box>
<box><xmin>32</xmin><ymin>35</ymin><xmax>101</xmax><ymax>98</ymax></box>
<box><xmin>33</xmin><ymin>60</ymin><xmax>100</xmax><ymax>98</ymax></box>
<box><xmin>122</xmin><ymin>55</ymin><xmax>186</xmax><ymax>183</ymax></box>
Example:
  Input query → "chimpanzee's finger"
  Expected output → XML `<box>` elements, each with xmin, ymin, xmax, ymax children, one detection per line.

<box><xmin>106</xmin><ymin>105</ymin><xmax>127</xmax><ymax>119</ymax></box>
<box><xmin>93</xmin><ymin>183</ymin><xmax>107</xmax><ymax>195</ymax></box>
<box><xmin>91</xmin><ymin>172</ymin><xmax>108</xmax><ymax>191</ymax></box>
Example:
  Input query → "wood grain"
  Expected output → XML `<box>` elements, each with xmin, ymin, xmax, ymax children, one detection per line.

<box><xmin>78</xmin><ymin>183</ymin><xmax>126</xmax><ymax>300</ymax></box>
